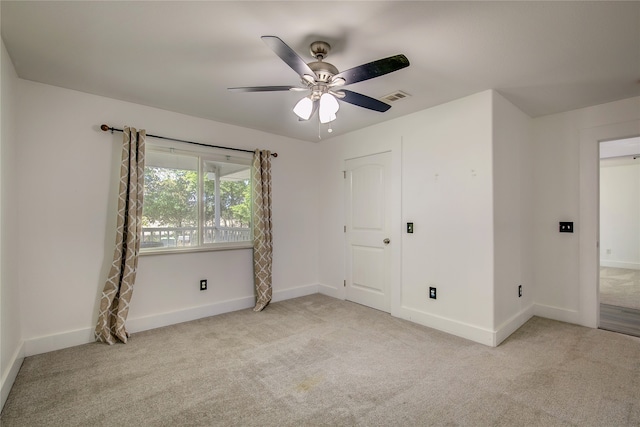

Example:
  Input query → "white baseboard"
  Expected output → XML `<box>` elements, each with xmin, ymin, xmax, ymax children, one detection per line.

<box><xmin>23</xmin><ymin>286</ymin><xmax>321</xmax><ymax>357</ymax></box>
<box><xmin>271</xmin><ymin>283</ymin><xmax>319</xmax><ymax>302</ymax></box>
<box><xmin>533</xmin><ymin>303</ymin><xmax>580</xmax><ymax>324</ymax></box>
<box><xmin>24</xmin><ymin>327</ymin><xmax>95</xmax><ymax>357</ymax></box>
<box><xmin>398</xmin><ymin>305</ymin><xmax>535</xmax><ymax>347</ymax></box>
<box><xmin>600</xmin><ymin>260</ymin><xmax>640</xmax><ymax>270</ymax></box>
<box><xmin>397</xmin><ymin>306</ymin><xmax>495</xmax><ymax>346</ymax></box>
<box><xmin>1</xmin><ymin>340</ymin><xmax>24</xmax><ymax>412</ymax></box>
<box><xmin>494</xmin><ymin>305</ymin><xmax>534</xmax><ymax>346</ymax></box>
<box><xmin>318</xmin><ymin>283</ymin><xmax>343</xmax><ymax>299</ymax></box>
<box><xmin>131</xmin><ymin>284</ymin><xmax>319</xmax><ymax>333</ymax></box>
<box><xmin>127</xmin><ymin>295</ymin><xmax>256</xmax><ymax>334</ymax></box>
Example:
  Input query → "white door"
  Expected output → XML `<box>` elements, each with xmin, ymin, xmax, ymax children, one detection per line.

<box><xmin>345</xmin><ymin>152</ymin><xmax>392</xmax><ymax>312</ymax></box>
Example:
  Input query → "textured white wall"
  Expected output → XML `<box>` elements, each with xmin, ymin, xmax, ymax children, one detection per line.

<box><xmin>600</xmin><ymin>161</ymin><xmax>640</xmax><ymax>269</ymax></box>
<box><xmin>492</xmin><ymin>91</ymin><xmax>534</xmax><ymax>335</ymax></box>
<box><xmin>1</xmin><ymin>39</ymin><xmax>23</xmax><ymax>409</ymax></box>
<box><xmin>532</xmin><ymin>96</ymin><xmax>640</xmax><ymax>326</ymax></box>
<box><xmin>319</xmin><ymin>91</ymin><xmax>500</xmax><ymax>345</ymax></box>
<box><xmin>14</xmin><ymin>79</ymin><xmax>321</xmax><ymax>353</ymax></box>
<box><xmin>400</xmin><ymin>92</ymin><xmax>495</xmax><ymax>336</ymax></box>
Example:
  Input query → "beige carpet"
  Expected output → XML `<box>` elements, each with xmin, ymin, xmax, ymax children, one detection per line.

<box><xmin>600</xmin><ymin>267</ymin><xmax>640</xmax><ymax>310</ymax></box>
<box><xmin>2</xmin><ymin>294</ymin><xmax>640</xmax><ymax>426</ymax></box>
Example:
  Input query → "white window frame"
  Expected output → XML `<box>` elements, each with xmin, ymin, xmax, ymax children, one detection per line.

<box><xmin>140</xmin><ymin>141</ymin><xmax>253</xmax><ymax>255</ymax></box>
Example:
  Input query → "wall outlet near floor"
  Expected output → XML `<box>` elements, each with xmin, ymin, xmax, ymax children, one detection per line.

<box><xmin>200</xmin><ymin>279</ymin><xmax>208</xmax><ymax>291</ymax></box>
<box><xmin>518</xmin><ymin>285</ymin><xmax>522</xmax><ymax>298</ymax></box>
<box><xmin>559</xmin><ymin>221</ymin><xmax>574</xmax><ymax>233</ymax></box>
<box><xmin>429</xmin><ymin>287</ymin><xmax>437</xmax><ymax>299</ymax></box>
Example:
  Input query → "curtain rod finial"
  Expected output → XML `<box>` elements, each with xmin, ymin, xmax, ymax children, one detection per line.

<box><xmin>100</xmin><ymin>124</ymin><xmax>110</xmax><ymax>132</ymax></box>
<box><xmin>272</xmin><ymin>152</ymin><xmax>278</xmax><ymax>158</ymax></box>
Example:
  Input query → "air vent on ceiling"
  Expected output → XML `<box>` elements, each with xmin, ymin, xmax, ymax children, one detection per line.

<box><xmin>380</xmin><ymin>90</ymin><xmax>411</xmax><ymax>103</ymax></box>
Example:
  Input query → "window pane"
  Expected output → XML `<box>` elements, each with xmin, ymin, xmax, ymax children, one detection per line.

<box><xmin>141</xmin><ymin>147</ymin><xmax>252</xmax><ymax>252</ymax></box>
<box><xmin>142</xmin><ymin>152</ymin><xmax>198</xmax><ymax>249</ymax></box>
<box><xmin>203</xmin><ymin>160</ymin><xmax>251</xmax><ymax>244</ymax></box>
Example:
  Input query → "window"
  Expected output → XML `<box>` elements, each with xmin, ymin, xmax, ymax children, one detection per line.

<box><xmin>141</xmin><ymin>145</ymin><xmax>252</xmax><ymax>252</ymax></box>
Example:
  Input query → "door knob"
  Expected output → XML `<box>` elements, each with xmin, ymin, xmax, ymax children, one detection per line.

<box><xmin>383</xmin><ymin>238</ymin><xmax>390</xmax><ymax>244</ymax></box>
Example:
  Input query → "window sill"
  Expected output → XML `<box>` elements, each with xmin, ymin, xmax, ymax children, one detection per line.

<box><xmin>140</xmin><ymin>242</ymin><xmax>253</xmax><ymax>256</ymax></box>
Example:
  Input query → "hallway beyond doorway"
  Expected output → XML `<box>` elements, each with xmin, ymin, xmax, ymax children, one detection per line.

<box><xmin>600</xmin><ymin>267</ymin><xmax>640</xmax><ymax>337</ymax></box>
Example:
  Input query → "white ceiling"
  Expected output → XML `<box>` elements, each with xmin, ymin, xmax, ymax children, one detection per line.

<box><xmin>2</xmin><ymin>1</ymin><xmax>639</xmax><ymax>143</ymax></box>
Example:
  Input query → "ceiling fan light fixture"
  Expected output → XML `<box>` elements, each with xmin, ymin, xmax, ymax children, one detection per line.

<box><xmin>232</xmin><ymin>36</ymin><xmax>410</xmax><ymax>134</ymax></box>
<box><xmin>320</xmin><ymin>113</ymin><xmax>337</xmax><ymax>124</ymax></box>
<box><xmin>319</xmin><ymin>92</ymin><xmax>339</xmax><ymax>124</ymax></box>
<box><xmin>293</xmin><ymin>96</ymin><xmax>314</xmax><ymax>120</ymax></box>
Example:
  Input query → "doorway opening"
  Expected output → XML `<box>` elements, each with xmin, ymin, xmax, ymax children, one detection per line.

<box><xmin>598</xmin><ymin>136</ymin><xmax>640</xmax><ymax>337</ymax></box>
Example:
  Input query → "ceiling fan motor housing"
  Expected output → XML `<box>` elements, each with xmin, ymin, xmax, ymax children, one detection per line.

<box><xmin>307</xmin><ymin>41</ymin><xmax>338</xmax><ymax>82</ymax></box>
<box><xmin>309</xmin><ymin>41</ymin><xmax>331</xmax><ymax>59</ymax></box>
<box><xmin>308</xmin><ymin>61</ymin><xmax>338</xmax><ymax>82</ymax></box>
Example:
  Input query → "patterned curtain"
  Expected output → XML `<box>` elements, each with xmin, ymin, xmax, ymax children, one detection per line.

<box><xmin>252</xmin><ymin>150</ymin><xmax>273</xmax><ymax>311</ymax></box>
<box><xmin>95</xmin><ymin>127</ymin><xmax>146</xmax><ymax>344</ymax></box>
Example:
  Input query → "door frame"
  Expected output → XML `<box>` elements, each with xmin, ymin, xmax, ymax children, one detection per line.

<box><xmin>343</xmin><ymin>145</ymin><xmax>402</xmax><ymax>317</ymax></box>
<box><xmin>579</xmin><ymin>119</ymin><xmax>640</xmax><ymax>328</ymax></box>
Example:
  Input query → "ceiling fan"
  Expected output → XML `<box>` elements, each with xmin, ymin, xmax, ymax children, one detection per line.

<box><xmin>229</xmin><ymin>36</ymin><xmax>410</xmax><ymax>128</ymax></box>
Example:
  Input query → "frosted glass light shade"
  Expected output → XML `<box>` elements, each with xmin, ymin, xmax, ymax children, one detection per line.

<box><xmin>320</xmin><ymin>112</ymin><xmax>337</xmax><ymax>124</ymax></box>
<box><xmin>319</xmin><ymin>93</ymin><xmax>339</xmax><ymax>124</ymax></box>
<box><xmin>293</xmin><ymin>96</ymin><xmax>314</xmax><ymax>120</ymax></box>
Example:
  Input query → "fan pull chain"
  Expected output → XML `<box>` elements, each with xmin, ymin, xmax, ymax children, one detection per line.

<box><xmin>318</xmin><ymin>120</ymin><xmax>333</xmax><ymax>139</ymax></box>
<box><xmin>317</xmin><ymin>120</ymin><xmax>333</xmax><ymax>140</ymax></box>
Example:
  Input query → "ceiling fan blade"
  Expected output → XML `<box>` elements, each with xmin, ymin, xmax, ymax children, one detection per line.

<box><xmin>334</xmin><ymin>54</ymin><xmax>410</xmax><ymax>85</ymax></box>
<box><xmin>340</xmin><ymin>90</ymin><xmax>391</xmax><ymax>112</ymax></box>
<box><xmin>228</xmin><ymin>86</ymin><xmax>298</xmax><ymax>92</ymax></box>
<box><xmin>261</xmin><ymin>36</ymin><xmax>316</xmax><ymax>78</ymax></box>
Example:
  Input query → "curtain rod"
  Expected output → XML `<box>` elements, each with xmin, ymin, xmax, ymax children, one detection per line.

<box><xmin>100</xmin><ymin>125</ymin><xmax>277</xmax><ymax>157</ymax></box>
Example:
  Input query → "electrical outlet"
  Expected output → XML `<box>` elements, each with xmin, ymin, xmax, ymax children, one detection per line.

<box><xmin>518</xmin><ymin>285</ymin><xmax>522</xmax><ymax>298</ymax></box>
<box><xmin>200</xmin><ymin>279</ymin><xmax>207</xmax><ymax>291</ymax></box>
<box><xmin>559</xmin><ymin>222</ymin><xmax>573</xmax><ymax>233</ymax></box>
<box><xmin>429</xmin><ymin>287</ymin><xmax>437</xmax><ymax>299</ymax></box>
